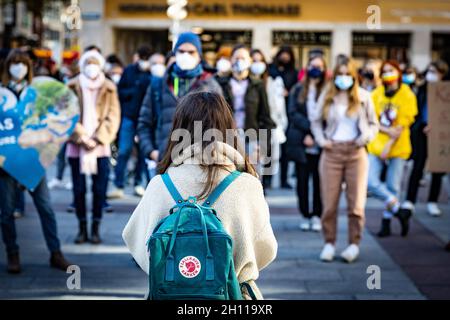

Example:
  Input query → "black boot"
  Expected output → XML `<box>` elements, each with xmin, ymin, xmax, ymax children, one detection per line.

<box><xmin>377</xmin><ymin>218</ymin><xmax>391</xmax><ymax>237</ymax></box>
<box><xmin>7</xmin><ymin>253</ymin><xmax>21</xmax><ymax>274</ymax></box>
<box><xmin>90</xmin><ymin>221</ymin><xmax>102</xmax><ymax>244</ymax></box>
<box><xmin>74</xmin><ymin>222</ymin><xmax>88</xmax><ymax>244</ymax></box>
<box><xmin>396</xmin><ymin>208</ymin><xmax>412</xmax><ymax>237</ymax></box>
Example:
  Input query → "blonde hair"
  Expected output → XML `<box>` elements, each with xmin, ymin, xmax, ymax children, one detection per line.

<box><xmin>323</xmin><ymin>56</ymin><xmax>360</xmax><ymax>120</ymax></box>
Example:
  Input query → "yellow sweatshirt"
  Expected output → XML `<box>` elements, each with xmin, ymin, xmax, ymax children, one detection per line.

<box><xmin>367</xmin><ymin>84</ymin><xmax>418</xmax><ymax>159</ymax></box>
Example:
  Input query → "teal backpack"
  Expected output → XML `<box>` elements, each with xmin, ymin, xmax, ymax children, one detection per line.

<box><xmin>147</xmin><ymin>170</ymin><xmax>256</xmax><ymax>300</ymax></box>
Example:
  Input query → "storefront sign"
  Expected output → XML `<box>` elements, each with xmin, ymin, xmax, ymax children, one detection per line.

<box><xmin>427</xmin><ymin>81</ymin><xmax>450</xmax><ymax>173</ymax></box>
<box><xmin>273</xmin><ymin>31</ymin><xmax>331</xmax><ymax>46</ymax></box>
<box><xmin>118</xmin><ymin>1</ymin><xmax>300</xmax><ymax>17</ymax></box>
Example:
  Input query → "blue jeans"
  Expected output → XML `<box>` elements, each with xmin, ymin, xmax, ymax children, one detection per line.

<box><xmin>69</xmin><ymin>157</ymin><xmax>110</xmax><ymax>223</ymax></box>
<box><xmin>0</xmin><ymin>170</ymin><xmax>61</xmax><ymax>255</ymax></box>
<box><xmin>368</xmin><ymin>154</ymin><xmax>405</xmax><ymax>203</ymax></box>
<box><xmin>114</xmin><ymin>117</ymin><xmax>146</xmax><ymax>188</ymax></box>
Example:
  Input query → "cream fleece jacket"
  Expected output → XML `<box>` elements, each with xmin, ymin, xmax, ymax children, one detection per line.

<box><xmin>122</xmin><ymin>142</ymin><xmax>278</xmax><ymax>299</ymax></box>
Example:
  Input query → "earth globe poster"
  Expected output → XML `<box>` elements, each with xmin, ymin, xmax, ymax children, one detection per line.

<box><xmin>0</xmin><ymin>76</ymin><xmax>79</xmax><ymax>191</ymax></box>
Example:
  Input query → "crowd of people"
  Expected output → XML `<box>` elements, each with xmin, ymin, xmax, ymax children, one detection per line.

<box><xmin>0</xmin><ymin>31</ymin><xmax>449</xmax><ymax>278</ymax></box>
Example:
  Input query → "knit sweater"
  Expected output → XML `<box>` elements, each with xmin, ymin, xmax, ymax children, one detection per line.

<box><xmin>122</xmin><ymin>142</ymin><xmax>278</xmax><ymax>299</ymax></box>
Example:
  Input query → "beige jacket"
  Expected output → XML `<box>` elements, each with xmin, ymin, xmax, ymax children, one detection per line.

<box><xmin>309</xmin><ymin>86</ymin><xmax>379</xmax><ymax>147</ymax></box>
<box><xmin>122</xmin><ymin>142</ymin><xmax>278</xmax><ymax>299</ymax></box>
<box><xmin>67</xmin><ymin>76</ymin><xmax>121</xmax><ymax>145</ymax></box>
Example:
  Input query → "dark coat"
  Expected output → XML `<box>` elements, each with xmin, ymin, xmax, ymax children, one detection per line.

<box><xmin>215</xmin><ymin>75</ymin><xmax>276</xmax><ymax>134</ymax></box>
<box><xmin>117</xmin><ymin>63</ymin><xmax>151</xmax><ymax>121</ymax></box>
<box><xmin>285</xmin><ymin>83</ymin><xmax>318</xmax><ymax>164</ymax></box>
<box><xmin>137</xmin><ymin>68</ymin><xmax>222</xmax><ymax>160</ymax></box>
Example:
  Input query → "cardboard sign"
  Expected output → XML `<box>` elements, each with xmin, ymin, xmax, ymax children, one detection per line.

<box><xmin>0</xmin><ymin>76</ymin><xmax>79</xmax><ymax>190</ymax></box>
<box><xmin>427</xmin><ymin>81</ymin><xmax>450</xmax><ymax>173</ymax></box>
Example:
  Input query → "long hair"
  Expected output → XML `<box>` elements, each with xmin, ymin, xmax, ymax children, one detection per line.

<box><xmin>323</xmin><ymin>56</ymin><xmax>360</xmax><ymax>120</ymax></box>
<box><xmin>158</xmin><ymin>91</ymin><xmax>257</xmax><ymax>199</ymax></box>
<box><xmin>1</xmin><ymin>49</ymin><xmax>34</xmax><ymax>86</ymax></box>
<box><xmin>299</xmin><ymin>55</ymin><xmax>328</xmax><ymax>104</ymax></box>
<box><xmin>250</xmin><ymin>48</ymin><xmax>268</xmax><ymax>84</ymax></box>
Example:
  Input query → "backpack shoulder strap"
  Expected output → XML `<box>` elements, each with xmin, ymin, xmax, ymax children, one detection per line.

<box><xmin>203</xmin><ymin>170</ymin><xmax>241</xmax><ymax>207</ymax></box>
<box><xmin>161</xmin><ymin>173</ymin><xmax>184</xmax><ymax>205</ymax></box>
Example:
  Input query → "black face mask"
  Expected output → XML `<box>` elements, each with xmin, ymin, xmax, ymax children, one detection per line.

<box><xmin>362</xmin><ymin>71</ymin><xmax>374</xmax><ymax>80</ymax></box>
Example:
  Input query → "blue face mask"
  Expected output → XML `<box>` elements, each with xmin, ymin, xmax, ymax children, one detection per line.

<box><xmin>307</xmin><ymin>67</ymin><xmax>323</xmax><ymax>79</ymax></box>
<box><xmin>402</xmin><ymin>73</ymin><xmax>416</xmax><ymax>85</ymax></box>
<box><xmin>334</xmin><ymin>75</ymin><xmax>354</xmax><ymax>91</ymax></box>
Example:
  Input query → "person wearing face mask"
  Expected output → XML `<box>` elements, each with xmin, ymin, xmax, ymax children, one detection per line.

<box><xmin>107</xmin><ymin>46</ymin><xmax>152</xmax><ymax>200</ymax></box>
<box><xmin>250</xmin><ymin>49</ymin><xmax>287</xmax><ymax>190</ymax></box>
<box><xmin>400</xmin><ymin>60</ymin><xmax>449</xmax><ymax>219</ymax></box>
<box><xmin>67</xmin><ymin>50</ymin><xmax>120</xmax><ymax>244</ymax></box>
<box><xmin>310</xmin><ymin>55</ymin><xmax>378</xmax><ymax>263</ymax></box>
<box><xmin>402</xmin><ymin>65</ymin><xmax>418</xmax><ymax>93</ymax></box>
<box><xmin>215</xmin><ymin>45</ymin><xmax>275</xmax><ymax>177</ymax></box>
<box><xmin>149</xmin><ymin>52</ymin><xmax>166</xmax><ymax>79</ymax></box>
<box><xmin>367</xmin><ymin>60</ymin><xmax>418</xmax><ymax>238</ymax></box>
<box><xmin>287</xmin><ymin>54</ymin><xmax>328</xmax><ymax>232</ymax></box>
<box><xmin>0</xmin><ymin>49</ymin><xmax>72</xmax><ymax>273</ymax></box>
<box><xmin>138</xmin><ymin>32</ymin><xmax>222</xmax><ymax>164</ymax></box>
<box><xmin>268</xmin><ymin>46</ymin><xmax>298</xmax><ymax>190</ymax></box>
<box><xmin>358</xmin><ymin>60</ymin><xmax>378</xmax><ymax>92</ymax></box>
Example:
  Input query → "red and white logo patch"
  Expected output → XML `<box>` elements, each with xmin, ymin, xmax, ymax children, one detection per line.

<box><xmin>178</xmin><ymin>256</ymin><xmax>201</xmax><ymax>278</ymax></box>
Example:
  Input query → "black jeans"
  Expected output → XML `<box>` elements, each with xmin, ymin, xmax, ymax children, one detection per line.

<box><xmin>406</xmin><ymin>129</ymin><xmax>444</xmax><ymax>203</ymax></box>
<box><xmin>69</xmin><ymin>157</ymin><xmax>110</xmax><ymax>223</ymax></box>
<box><xmin>0</xmin><ymin>171</ymin><xmax>61</xmax><ymax>255</ymax></box>
<box><xmin>280</xmin><ymin>142</ymin><xmax>290</xmax><ymax>185</ymax></box>
<box><xmin>295</xmin><ymin>153</ymin><xmax>322</xmax><ymax>218</ymax></box>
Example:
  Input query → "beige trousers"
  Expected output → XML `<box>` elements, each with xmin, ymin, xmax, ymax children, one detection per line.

<box><xmin>319</xmin><ymin>142</ymin><xmax>369</xmax><ymax>245</ymax></box>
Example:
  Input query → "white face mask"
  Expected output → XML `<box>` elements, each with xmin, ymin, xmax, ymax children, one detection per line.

<box><xmin>138</xmin><ymin>59</ymin><xmax>151</xmax><ymax>71</ymax></box>
<box><xmin>426</xmin><ymin>71</ymin><xmax>439</xmax><ymax>83</ymax></box>
<box><xmin>84</xmin><ymin>63</ymin><xmax>101</xmax><ymax>79</ymax></box>
<box><xmin>9</xmin><ymin>63</ymin><xmax>28</xmax><ymax>81</ymax></box>
<box><xmin>250</xmin><ymin>61</ymin><xmax>266</xmax><ymax>76</ymax></box>
<box><xmin>232</xmin><ymin>59</ymin><xmax>250</xmax><ymax>74</ymax></box>
<box><xmin>175</xmin><ymin>52</ymin><xmax>199</xmax><ymax>71</ymax></box>
<box><xmin>111</xmin><ymin>73</ymin><xmax>121</xmax><ymax>84</ymax></box>
<box><xmin>216</xmin><ymin>58</ymin><xmax>231</xmax><ymax>73</ymax></box>
<box><xmin>151</xmin><ymin>63</ymin><xmax>166</xmax><ymax>78</ymax></box>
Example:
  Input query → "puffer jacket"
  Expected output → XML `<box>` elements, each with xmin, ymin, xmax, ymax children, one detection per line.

<box><xmin>137</xmin><ymin>66</ymin><xmax>222</xmax><ymax>160</ymax></box>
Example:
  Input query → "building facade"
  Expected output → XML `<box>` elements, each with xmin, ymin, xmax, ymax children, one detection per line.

<box><xmin>79</xmin><ymin>0</ymin><xmax>450</xmax><ymax>71</ymax></box>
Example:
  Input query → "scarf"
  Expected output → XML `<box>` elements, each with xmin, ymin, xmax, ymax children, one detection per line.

<box><xmin>79</xmin><ymin>72</ymin><xmax>105</xmax><ymax>175</ymax></box>
<box><xmin>171</xmin><ymin>63</ymin><xmax>203</xmax><ymax>79</ymax></box>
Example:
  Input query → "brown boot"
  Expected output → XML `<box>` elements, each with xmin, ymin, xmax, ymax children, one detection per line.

<box><xmin>50</xmin><ymin>251</ymin><xmax>71</xmax><ymax>271</ymax></box>
<box><xmin>7</xmin><ymin>253</ymin><xmax>21</xmax><ymax>274</ymax></box>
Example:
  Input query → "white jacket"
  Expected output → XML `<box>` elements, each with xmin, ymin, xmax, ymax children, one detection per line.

<box><xmin>266</xmin><ymin>76</ymin><xmax>288</xmax><ymax>144</ymax></box>
<box><xmin>122</xmin><ymin>142</ymin><xmax>278</xmax><ymax>299</ymax></box>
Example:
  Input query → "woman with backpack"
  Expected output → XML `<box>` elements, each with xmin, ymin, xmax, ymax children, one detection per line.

<box><xmin>123</xmin><ymin>91</ymin><xmax>277</xmax><ymax>300</ymax></box>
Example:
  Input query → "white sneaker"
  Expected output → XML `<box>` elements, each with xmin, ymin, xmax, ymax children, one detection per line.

<box><xmin>47</xmin><ymin>178</ymin><xmax>64</xmax><ymax>190</ymax></box>
<box><xmin>427</xmin><ymin>202</ymin><xmax>442</xmax><ymax>217</ymax></box>
<box><xmin>107</xmin><ymin>188</ymin><xmax>124</xmax><ymax>199</ymax></box>
<box><xmin>340</xmin><ymin>244</ymin><xmax>360</xmax><ymax>263</ymax></box>
<box><xmin>310</xmin><ymin>216</ymin><xmax>322</xmax><ymax>232</ymax></box>
<box><xmin>300</xmin><ymin>218</ymin><xmax>311</xmax><ymax>231</ymax></box>
<box><xmin>134</xmin><ymin>185</ymin><xmax>145</xmax><ymax>197</ymax></box>
<box><xmin>320</xmin><ymin>243</ymin><xmax>335</xmax><ymax>262</ymax></box>
<box><xmin>64</xmin><ymin>181</ymin><xmax>73</xmax><ymax>190</ymax></box>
